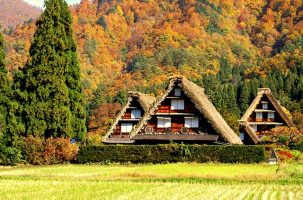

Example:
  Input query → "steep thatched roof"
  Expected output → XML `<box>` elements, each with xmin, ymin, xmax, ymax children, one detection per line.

<box><xmin>129</xmin><ymin>76</ymin><xmax>243</xmax><ymax>145</ymax></box>
<box><xmin>103</xmin><ymin>92</ymin><xmax>156</xmax><ymax>141</ymax></box>
<box><xmin>128</xmin><ymin>91</ymin><xmax>156</xmax><ymax>113</ymax></box>
<box><xmin>240</xmin><ymin>122</ymin><xmax>261</xmax><ymax>144</ymax></box>
<box><xmin>240</xmin><ymin>88</ymin><xmax>295</xmax><ymax>144</ymax></box>
<box><xmin>241</xmin><ymin>88</ymin><xmax>295</xmax><ymax>127</ymax></box>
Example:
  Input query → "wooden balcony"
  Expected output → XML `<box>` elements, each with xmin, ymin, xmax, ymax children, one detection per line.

<box><xmin>248</xmin><ymin>122</ymin><xmax>283</xmax><ymax>125</ymax></box>
<box><xmin>251</xmin><ymin>118</ymin><xmax>277</xmax><ymax>122</ymax></box>
<box><xmin>104</xmin><ymin>138</ymin><xmax>135</xmax><ymax>144</ymax></box>
<box><xmin>154</xmin><ymin>113</ymin><xmax>195</xmax><ymax>116</ymax></box>
<box><xmin>255</xmin><ymin>109</ymin><xmax>276</xmax><ymax>113</ymax></box>
<box><xmin>132</xmin><ymin>134</ymin><xmax>219</xmax><ymax>141</ymax></box>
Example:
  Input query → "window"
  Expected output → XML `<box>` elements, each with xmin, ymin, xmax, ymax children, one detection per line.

<box><xmin>240</xmin><ymin>133</ymin><xmax>245</xmax><ymax>141</ymax></box>
<box><xmin>262</xmin><ymin>102</ymin><xmax>268</xmax><ymax>110</ymax></box>
<box><xmin>157</xmin><ymin>117</ymin><xmax>171</xmax><ymax>128</ymax></box>
<box><xmin>185</xmin><ymin>117</ymin><xmax>199</xmax><ymax>128</ymax></box>
<box><xmin>131</xmin><ymin>109</ymin><xmax>141</xmax><ymax>119</ymax></box>
<box><xmin>268</xmin><ymin>112</ymin><xmax>275</xmax><ymax>119</ymax></box>
<box><xmin>174</xmin><ymin>88</ymin><xmax>181</xmax><ymax>96</ymax></box>
<box><xmin>256</xmin><ymin>112</ymin><xmax>263</xmax><ymax>119</ymax></box>
<box><xmin>171</xmin><ymin>99</ymin><xmax>184</xmax><ymax>110</ymax></box>
<box><xmin>121</xmin><ymin>123</ymin><xmax>133</xmax><ymax>133</ymax></box>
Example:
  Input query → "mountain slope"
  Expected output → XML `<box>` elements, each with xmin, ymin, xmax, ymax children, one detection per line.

<box><xmin>0</xmin><ymin>0</ymin><xmax>42</xmax><ymax>28</ymax></box>
<box><xmin>2</xmin><ymin>0</ymin><xmax>303</xmax><ymax>136</ymax></box>
<box><xmin>6</xmin><ymin>0</ymin><xmax>303</xmax><ymax>89</ymax></box>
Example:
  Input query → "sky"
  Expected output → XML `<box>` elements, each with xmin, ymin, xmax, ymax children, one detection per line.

<box><xmin>24</xmin><ymin>0</ymin><xmax>81</xmax><ymax>8</ymax></box>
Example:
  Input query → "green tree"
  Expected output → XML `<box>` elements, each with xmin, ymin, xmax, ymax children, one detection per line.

<box><xmin>224</xmin><ymin>84</ymin><xmax>240</xmax><ymax>117</ymax></box>
<box><xmin>0</xmin><ymin>29</ymin><xmax>23</xmax><ymax>165</ymax></box>
<box><xmin>239</xmin><ymin>82</ymin><xmax>250</xmax><ymax>114</ymax></box>
<box><xmin>20</xmin><ymin>0</ymin><xmax>86</xmax><ymax>140</ymax></box>
<box><xmin>0</xmin><ymin>29</ymin><xmax>10</xmax><ymax>140</ymax></box>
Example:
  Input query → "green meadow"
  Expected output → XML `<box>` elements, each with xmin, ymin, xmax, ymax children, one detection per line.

<box><xmin>0</xmin><ymin>163</ymin><xmax>302</xmax><ymax>200</ymax></box>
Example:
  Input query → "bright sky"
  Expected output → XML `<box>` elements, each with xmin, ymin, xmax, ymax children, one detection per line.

<box><xmin>24</xmin><ymin>0</ymin><xmax>81</xmax><ymax>8</ymax></box>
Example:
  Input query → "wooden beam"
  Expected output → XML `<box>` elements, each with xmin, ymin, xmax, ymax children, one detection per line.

<box><xmin>154</xmin><ymin>113</ymin><xmax>195</xmax><ymax>116</ymax></box>
<box><xmin>119</xmin><ymin>119</ymin><xmax>141</xmax><ymax>122</ymax></box>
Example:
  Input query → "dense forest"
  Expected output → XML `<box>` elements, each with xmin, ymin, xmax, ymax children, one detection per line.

<box><xmin>2</xmin><ymin>0</ymin><xmax>303</xmax><ymax>141</ymax></box>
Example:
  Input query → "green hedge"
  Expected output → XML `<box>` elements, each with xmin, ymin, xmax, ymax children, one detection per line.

<box><xmin>77</xmin><ymin>144</ymin><xmax>265</xmax><ymax>164</ymax></box>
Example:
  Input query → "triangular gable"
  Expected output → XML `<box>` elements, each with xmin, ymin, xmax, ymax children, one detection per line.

<box><xmin>130</xmin><ymin>77</ymin><xmax>243</xmax><ymax>144</ymax></box>
<box><xmin>240</xmin><ymin>88</ymin><xmax>295</xmax><ymax>127</ymax></box>
<box><xmin>103</xmin><ymin>92</ymin><xmax>156</xmax><ymax>141</ymax></box>
<box><xmin>240</xmin><ymin>88</ymin><xmax>295</xmax><ymax>144</ymax></box>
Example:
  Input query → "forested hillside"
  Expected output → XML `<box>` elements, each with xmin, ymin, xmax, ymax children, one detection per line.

<box><xmin>2</xmin><ymin>0</ymin><xmax>303</xmax><ymax>139</ymax></box>
<box><xmin>0</xmin><ymin>0</ymin><xmax>42</xmax><ymax>28</ymax></box>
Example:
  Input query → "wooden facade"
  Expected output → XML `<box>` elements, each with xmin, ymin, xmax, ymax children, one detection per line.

<box><xmin>136</xmin><ymin>86</ymin><xmax>220</xmax><ymax>143</ymax></box>
<box><xmin>111</xmin><ymin>99</ymin><xmax>144</xmax><ymax>138</ymax></box>
<box><xmin>245</xmin><ymin>95</ymin><xmax>284</xmax><ymax>135</ymax></box>
<box><xmin>240</xmin><ymin>88</ymin><xmax>295</xmax><ymax>144</ymax></box>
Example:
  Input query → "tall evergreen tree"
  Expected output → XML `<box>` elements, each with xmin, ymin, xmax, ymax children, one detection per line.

<box><xmin>238</xmin><ymin>82</ymin><xmax>250</xmax><ymax>114</ymax></box>
<box><xmin>21</xmin><ymin>0</ymin><xmax>86</xmax><ymax>140</ymax></box>
<box><xmin>225</xmin><ymin>84</ymin><xmax>240</xmax><ymax>117</ymax></box>
<box><xmin>0</xmin><ymin>29</ymin><xmax>23</xmax><ymax>165</ymax></box>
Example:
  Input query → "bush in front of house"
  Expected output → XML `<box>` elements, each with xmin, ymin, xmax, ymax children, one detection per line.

<box><xmin>77</xmin><ymin>144</ymin><xmax>265</xmax><ymax>164</ymax></box>
<box><xmin>261</xmin><ymin>127</ymin><xmax>303</xmax><ymax>147</ymax></box>
<box><xmin>23</xmin><ymin>136</ymin><xmax>79</xmax><ymax>165</ymax></box>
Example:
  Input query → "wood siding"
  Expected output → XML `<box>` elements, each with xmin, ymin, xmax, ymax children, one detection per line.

<box><xmin>112</xmin><ymin>98</ymin><xmax>144</xmax><ymax>137</ymax></box>
<box><xmin>142</xmin><ymin>88</ymin><xmax>218</xmax><ymax>135</ymax></box>
<box><xmin>248</xmin><ymin>95</ymin><xmax>285</xmax><ymax>133</ymax></box>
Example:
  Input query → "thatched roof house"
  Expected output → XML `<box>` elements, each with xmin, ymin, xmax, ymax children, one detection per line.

<box><xmin>129</xmin><ymin>76</ymin><xmax>243</xmax><ymax>144</ymax></box>
<box><xmin>239</xmin><ymin>88</ymin><xmax>295</xmax><ymax>144</ymax></box>
<box><xmin>103</xmin><ymin>91</ymin><xmax>156</xmax><ymax>143</ymax></box>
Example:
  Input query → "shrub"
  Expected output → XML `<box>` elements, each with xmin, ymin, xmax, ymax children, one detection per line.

<box><xmin>23</xmin><ymin>136</ymin><xmax>79</xmax><ymax>165</ymax></box>
<box><xmin>262</xmin><ymin>127</ymin><xmax>303</xmax><ymax>147</ymax></box>
<box><xmin>23</xmin><ymin>136</ymin><xmax>45</xmax><ymax>165</ymax></box>
<box><xmin>44</xmin><ymin>138</ymin><xmax>79</xmax><ymax>165</ymax></box>
<box><xmin>275</xmin><ymin>148</ymin><xmax>302</xmax><ymax>163</ymax></box>
<box><xmin>0</xmin><ymin>144</ymin><xmax>22</xmax><ymax>166</ymax></box>
<box><xmin>77</xmin><ymin>144</ymin><xmax>265</xmax><ymax>164</ymax></box>
<box><xmin>290</xmin><ymin>141</ymin><xmax>303</xmax><ymax>151</ymax></box>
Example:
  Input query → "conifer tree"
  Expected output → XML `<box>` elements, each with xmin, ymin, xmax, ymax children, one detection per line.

<box><xmin>21</xmin><ymin>0</ymin><xmax>86</xmax><ymax>140</ymax></box>
<box><xmin>225</xmin><ymin>84</ymin><xmax>240</xmax><ymax>117</ymax></box>
<box><xmin>239</xmin><ymin>82</ymin><xmax>250</xmax><ymax>114</ymax></box>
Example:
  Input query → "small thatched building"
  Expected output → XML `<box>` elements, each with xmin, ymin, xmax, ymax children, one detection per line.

<box><xmin>103</xmin><ymin>91</ymin><xmax>156</xmax><ymax>144</ymax></box>
<box><xmin>239</xmin><ymin>88</ymin><xmax>295</xmax><ymax>144</ymax></box>
<box><xmin>129</xmin><ymin>77</ymin><xmax>243</xmax><ymax>144</ymax></box>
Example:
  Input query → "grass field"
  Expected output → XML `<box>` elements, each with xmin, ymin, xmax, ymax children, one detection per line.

<box><xmin>0</xmin><ymin>163</ymin><xmax>303</xmax><ymax>200</ymax></box>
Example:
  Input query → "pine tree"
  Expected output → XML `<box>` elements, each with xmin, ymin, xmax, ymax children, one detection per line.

<box><xmin>239</xmin><ymin>82</ymin><xmax>250</xmax><ymax>114</ymax></box>
<box><xmin>21</xmin><ymin>0</ymin><xmax>86</xmax><ymax>140</ymax></box>
<box><xmin>225</xmin><ymin>84</ymin><xmax>240</xmax><ymax>117</ymax></box>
